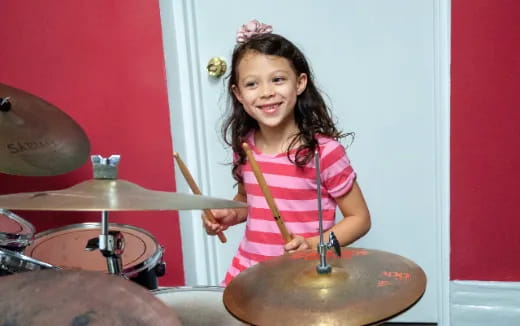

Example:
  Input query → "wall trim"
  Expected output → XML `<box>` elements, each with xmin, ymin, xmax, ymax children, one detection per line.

<box><xmin>434</xmin><ymin>0</ymin><xmax>451</xmax><ymax>325</ymax></box>
<box><xmin>451</xmin><ymin>281</ymin><xmax>520</xmax><ymax>326</ymax></box>
<box><xmin>159</xmin><ymin>0</ymin><xmax>220</xmax><ymax>286</ymax></box>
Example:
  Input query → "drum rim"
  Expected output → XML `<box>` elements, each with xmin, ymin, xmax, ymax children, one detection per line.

<box><xmin>0</xmin><ymin>247</ymin><xmax>59</xmax><ymax>271</ymax></box>
<box><xmin>30</xmin><ymin>222</ymin><xmax>164</xmax><ymax>276</ymax></box>
<box><xmin>0</xmin><ymin>209</ymin><xmax>35</xmax><ymax>246</ymax></box>
<box><xmin>152</xmin><ymin>286</ymin><xmax>225</xmax><ymax>295</ymax></box>
<box><xmin>33</xmin><ymin>222</ymin><xmax>157</xmax><ymax>240</ymax></box>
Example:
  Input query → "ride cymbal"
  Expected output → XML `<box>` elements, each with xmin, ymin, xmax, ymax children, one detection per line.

<box><xmin>0</xmin><ymin>178</ymin><xmax>247</xmax><ymax>211</ymax></box>
<box><xmin>223</xmin><ymin>248</ymin><xmax>427</xmax><ymax>326</ymax></box>
<box><xmin>0</xmin><ymin>269</ymin><xmax>181</xmax><ymax>325</ymax></box>
<box><xmin>0</xmin><ymin>83</ymin><xmax>90</xmax><ymax>176</ymax></box>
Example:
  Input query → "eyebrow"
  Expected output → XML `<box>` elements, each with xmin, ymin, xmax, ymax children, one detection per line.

<box><xmin>240</xmin><ymin>70</ymin><xmax>291</xmax><ymax>80</ymax></box>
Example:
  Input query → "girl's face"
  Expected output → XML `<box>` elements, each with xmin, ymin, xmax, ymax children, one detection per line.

<box><xmin>232</xmin><ymin>51</ymin><xmax>307</xmax><ymax>132</ymax></box>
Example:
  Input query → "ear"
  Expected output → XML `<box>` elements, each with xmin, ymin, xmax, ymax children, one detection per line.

<box><xmin>296</xmin><ymin>73</ymin><xmax>308</xmax><ymax>95</ymax></box>
<box><xmin>231</xmin><ymin>84</ymin><xmax>244</xmax><ymax>104</ymax></box>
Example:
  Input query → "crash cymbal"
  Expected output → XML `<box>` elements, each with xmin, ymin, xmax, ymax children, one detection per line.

<box><xmin>224</xmin><ymin>248</ymin><xmax>427</xmax><ymax>326</ymax></box>
<box><xmin>0</xmin><ymin>269</ymin><xmax>180</xmax><ymax>325</ymax></box>
<box><xmin>0</xmin><ymin>178</ymin><xmax>247</xmax><ymax>211</ymax></box>
<box><xmin>0</xmin><ymin>83</ymin><xmax>90</xmax><ymax>176</ymax></box>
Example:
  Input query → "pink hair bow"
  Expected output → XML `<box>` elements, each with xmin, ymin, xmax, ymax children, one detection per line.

<box><xmin>236</xmin><ymin>19</ymin><xmax>273</xmax><ymax>44</ymax></box>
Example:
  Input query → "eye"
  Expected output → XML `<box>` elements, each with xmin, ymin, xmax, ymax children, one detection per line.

<box><xmin>244</xmin><ymin>81</ymin><xmax>257</xmax><ymax>88</ymax></box>
<box><xmin>273</xmin><ymin>76</ymin><xmax>286</xmax><ymax>83</ymax></box>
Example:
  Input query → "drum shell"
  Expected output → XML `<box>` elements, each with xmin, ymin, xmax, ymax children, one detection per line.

<box><xmin>25</xmin><ymin>222</ymin><xmax>165</xmax><ymax>289</ymax></box>
<box><xmin>153</xmin><ymin>286</ymin><xmax>246</xmax><ymax>325</ymax></box>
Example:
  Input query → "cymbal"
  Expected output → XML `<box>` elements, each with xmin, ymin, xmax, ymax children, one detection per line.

<box><xmin>0</xmin><ymin>269</ymin><xmax>181</xmax><ymax>325</ymax></box>
<box><xmin>0</xmin><ymin>178</ymin><xmax>247</xmax><ymax>211</ymax></box>
<box><xmin>223</xmin><ymin>248</ymin><xmax>427</xmax><ymax>326</ymax></box>
<box><xmin>0</xmin><ymin>83</ymin><xmax>90</xmax><ymax>176</ymax></box>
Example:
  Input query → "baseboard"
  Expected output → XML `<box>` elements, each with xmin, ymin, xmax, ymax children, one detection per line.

<box><xmin>451</xmin><ymin>280</ymin><xmax>520</xmax><ymax>326</ymax></box>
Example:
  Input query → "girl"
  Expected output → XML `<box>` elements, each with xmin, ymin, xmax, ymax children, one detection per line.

<box><xmin>204</xmin><ymin>20</ymin><xmax>371</xmax><ymax>286</ymax></box>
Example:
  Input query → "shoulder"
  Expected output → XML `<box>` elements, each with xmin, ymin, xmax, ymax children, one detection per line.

<box><xmin>316</xmin><ymin>135</ymin><xmax>346</xmax><ymax>157</ymax></box>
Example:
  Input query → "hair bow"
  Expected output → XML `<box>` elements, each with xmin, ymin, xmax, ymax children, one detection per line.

<box><xmin>236</xmin><ymin>19</ymin><xmax>273</xmax><ymax>44</ymax></box>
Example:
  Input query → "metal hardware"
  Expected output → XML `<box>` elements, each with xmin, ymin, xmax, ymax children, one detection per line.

<box><xmin>206</xmin><ymin>57</ymin><xmax>227</xmax><ymax>77</ymax></box>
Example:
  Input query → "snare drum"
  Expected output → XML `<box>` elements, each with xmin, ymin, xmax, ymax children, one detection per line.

<box><xmin>25</xmin><ymin>222</ymin><xmax>165</xmax><ymax>289</ymax></box>
<box><xmin>0</xmin><ymin>209</ymin><xmax>35</xmax><ymax>252</ymax></box>
<box><xmin>153</xmin><ymin>286</ymin><xmax>246</xmax><ymax>325</ymax></box>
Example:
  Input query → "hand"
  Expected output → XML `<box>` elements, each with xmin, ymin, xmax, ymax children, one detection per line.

<box><xmin>202</xmin><ymin>209</ymin><xmax>238</xmax><ymax>235</ymax></box>
<box><xmin>284</xmin><ymin>235</ymin><xmax>311</xmax><ymax>253</ymax></box>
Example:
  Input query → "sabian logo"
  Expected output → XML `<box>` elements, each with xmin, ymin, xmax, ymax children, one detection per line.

<box><xmin>6</xmin><ymin>139</ymin><xmax>57</xmax><ymax>154</ymax></box>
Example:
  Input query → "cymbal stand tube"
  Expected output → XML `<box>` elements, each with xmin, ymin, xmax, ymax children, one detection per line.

<box><xmin>99</xmin><ymin>212</ymin><xmax>123</xmax><ymax>275</ymax></box>
<box><xmin>315</xmin><ymin>150</ymin><xmax>331</xmax><ymax>274</ymax></box>
<box><xmin>101</xmin><ymin>210</ymin><xmax>109</xmax><ymax>242</ymax></box>
<box><xmin>90</xmin><ymin>155</ymin><xmax>124</xmax><ymax>275</ymax></box>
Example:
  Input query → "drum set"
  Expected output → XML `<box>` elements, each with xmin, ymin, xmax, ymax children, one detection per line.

<box><xmin>0</xmin><ymin>83</ymin><xmax>427</xmax><ymax>325</ymax></box>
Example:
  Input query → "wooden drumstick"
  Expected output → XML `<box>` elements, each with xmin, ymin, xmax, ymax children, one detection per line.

<box><xmin>241</xmin><ymin>143</ymin><xmax>292</xmax><ymax>243</ymax></box>
<box><xmin>173</xmin><ymin>152</ymin><xmax>227</xmax><ymax>243</ymax></box>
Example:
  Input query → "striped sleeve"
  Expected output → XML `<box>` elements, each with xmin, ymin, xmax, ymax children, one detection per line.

<box><xmin>320</xmin><ymin>139</ymin><xmax>356</xmax><ymax>198</ymax></box>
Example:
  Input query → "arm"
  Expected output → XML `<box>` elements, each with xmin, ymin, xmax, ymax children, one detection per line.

<box><xmin>285</xmin><ymin>181</ymin><xmax>371</xmax><ymax>252</ymax></box>
<box><xmin>203</xmin><ymin>182</ymin><xmax>249</xmax><ymax>235</ymax></box>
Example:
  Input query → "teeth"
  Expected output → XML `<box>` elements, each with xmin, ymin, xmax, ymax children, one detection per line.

<box><xmin>260</xmin><ymin>104</ymin><xmax>278</xmax><ymax>111</ymax></box>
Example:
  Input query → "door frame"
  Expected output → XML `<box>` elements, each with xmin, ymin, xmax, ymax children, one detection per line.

<box><xmin>159</xmin><ymin>0</ymin><xmax>451</xmax><ymax>324</ymax></box>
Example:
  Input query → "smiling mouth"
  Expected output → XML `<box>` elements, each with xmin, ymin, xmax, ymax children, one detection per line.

<box><xmin>258</xmin><ymin>102</ymin><xmax>282</xmax><ymax>113</ymax></box>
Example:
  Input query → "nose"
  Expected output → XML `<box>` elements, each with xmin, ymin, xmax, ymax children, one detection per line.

<box><xmin>260</xmin><ymin>84</ymin><xmax>275</xmax><ymax>98</ymax></box>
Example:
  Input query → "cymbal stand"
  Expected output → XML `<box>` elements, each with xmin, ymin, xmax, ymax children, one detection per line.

<box><xmin>85</xmin><ymin>155</ymin><xmax>125</xmax><ymax>275</ymax></box>
<box><xmin>315</xmin><ymin>150</ymin><xmax>341</xmax><ymax>274</ymax></box>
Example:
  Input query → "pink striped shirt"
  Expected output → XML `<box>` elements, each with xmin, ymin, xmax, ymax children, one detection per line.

<box><xmin>222</xmin><ymin>133</ymin><xmax>356</xmax><ymax>286</ymax></box>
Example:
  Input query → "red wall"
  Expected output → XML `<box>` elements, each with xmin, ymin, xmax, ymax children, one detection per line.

<box><xmin>451</xmin><ymin>0</ymin><xmax>520</xmax><ymax>281</ymax></box>
<box><xmin>0</xmin><ymin>1</ymin><xmax>184</xmax><ymax>285</ymax></box>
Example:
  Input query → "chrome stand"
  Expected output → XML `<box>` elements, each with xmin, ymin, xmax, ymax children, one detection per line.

<box><xmin>85</xmin><ymin>155</ymin><xmax>125</xmax><ymax>275</ymax></box>
<box><xmin>315</xmin><ymin>150</ymin><xmax>341</xmax><ymax>274</ymax></box>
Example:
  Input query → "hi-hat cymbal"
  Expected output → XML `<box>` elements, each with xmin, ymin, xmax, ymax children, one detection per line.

<box><xmin>0</xmin><ymin>83</ymin><xmax>90</xmax><ymax>176</ymax></box>
<box><xmin>0</xmin><ymin>269</ymin><xmax>181</xmax><ymax>325</ymax></box>
<box><xmin>0</xmin><ymin>179</ymin><xmax>247</xmax><ymax>211</ymax></box>
<box><xmin>223</xmin><ymin>248</ymin><xmax>427</xmax><ymax>326</ymax></box>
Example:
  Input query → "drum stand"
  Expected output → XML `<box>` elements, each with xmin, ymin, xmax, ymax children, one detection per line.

<box><xmin>85</xmin><ymin>155</ymin><xmax>125</xmax><ymax>275</ymax></box>
<box><xmin>314</xmin><ymin>150</ymin><xmax>341</xmax><ymax>274</ymax></box>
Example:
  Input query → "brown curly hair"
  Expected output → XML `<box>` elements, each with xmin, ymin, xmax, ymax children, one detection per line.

<box><xmin>221</xmin><ymin>33</ymin><xmax>350</xmax><ymax>182</ymax></box>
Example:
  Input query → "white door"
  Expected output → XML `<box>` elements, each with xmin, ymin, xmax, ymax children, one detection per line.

<box><xmin>160</xmin><ymin>0</ymin><xmax>450</xmax><ymax>323</ymax></box>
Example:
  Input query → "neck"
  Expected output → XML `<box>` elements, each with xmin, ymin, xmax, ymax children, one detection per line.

<box><xmin>255</xmin><ymin>122</ymin><xmax>300</xmax><ymax>155</ymax></box>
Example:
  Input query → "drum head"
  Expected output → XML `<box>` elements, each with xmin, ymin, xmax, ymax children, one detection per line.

<box><xmin>153</xmin><ymin>287</ymin><xmax>246</xmax><ymax>325</ymax></box>
<box><xmin>0</xmin><ymin>209</ymin><xmax>35</xmax><ymax>248</ymax></box>
<box><xmin>25</xmin><ymin>223</ymin><xmax>159</xmax><ymax>273</ymax></box>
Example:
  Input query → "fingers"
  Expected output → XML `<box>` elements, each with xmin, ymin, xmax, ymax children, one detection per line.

<box><xmin>202</xmin><ymin>213</ymin><xmax>228</xmax><ymax>235</ymax></box>
<box><xmin>284</xmin><ymin>235</ymin><xmax>310</xmax><ymax>253</ymax></box>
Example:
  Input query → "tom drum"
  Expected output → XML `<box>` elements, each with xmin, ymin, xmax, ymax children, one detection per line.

<box><xmin>25</xmin><ymin>222</ymin><xmax>165</xmax><ymax>289</ymax></box>
<box><xmin>0</xmin><ymin>209</ymin><xmax>42</xmax><ymax>275</ymax></box>
<box><xmin>0</xmin><ymin>209</ymin><xmax>34</xmax><ymax>252</ymax></box>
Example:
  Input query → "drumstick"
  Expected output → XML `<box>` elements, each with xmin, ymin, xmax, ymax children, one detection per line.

<box><xmin>173</xmin><ymin>152</ymin><xmax>227</xmax><ymax>243</ymax></box>
<box><xmin>241</xmin><ymin>143</ymin><xmax>292</xmax><ymax>243</ymax></box>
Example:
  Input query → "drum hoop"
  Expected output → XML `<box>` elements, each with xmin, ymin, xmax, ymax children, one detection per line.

<box><xmin>0</xmin><ymin>247</ymin><xmax>59</xmax><ymax>270</ymax></box>
<box><xmin>151</xmin><ymin>286</ymin><xmax>225</xmax><ymax>295</ymax></box>
<box><xmin>122</xmin><ymin>246</ymin><xmax>164</xmax><ymax>277</ymax></box>
<box><xmin>34</xmin><ymin>222</ymin><xmax>157</xmax><ymax>240</ymax></box>
<box><xmin>32</xmin><ymin>222</ymin><xmax>163</xmax><ymax>274</ymax></box>
<box><xmin>0</xmin><ymin>209</ymin><xmax>35</xmax><ymax>245</ymax></box>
